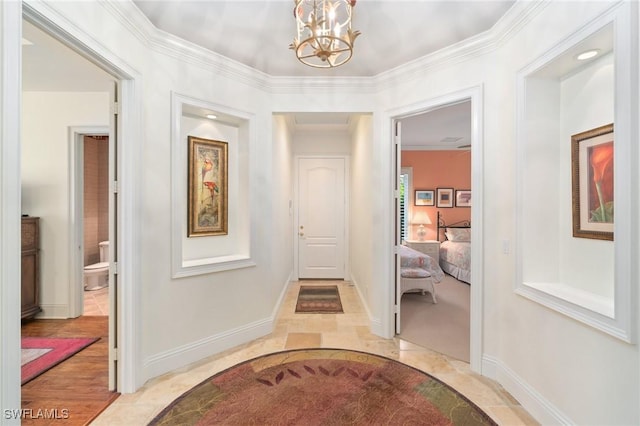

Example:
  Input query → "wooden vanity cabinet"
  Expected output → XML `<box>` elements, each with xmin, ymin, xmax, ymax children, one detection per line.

<box><xmin>21</xmin><ymin>217</ymin><xmax>41</xmax><ymax>320</ymax></box>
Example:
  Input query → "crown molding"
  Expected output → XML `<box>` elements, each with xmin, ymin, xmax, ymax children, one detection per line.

<box><xmin>373</xmin><ymin>0</ymin><xmax>549</xmax><ymax>90</ymax></box>
<box><xmin>100</xmin><ymin>1</ymin><xmax>272</xmax><ymax>91</ymax></box>
<box><xmin>101</xmin><ymin>0</ymin><xmax>547</xmax><ymax>94</ymax></box>
<box><xmin>267</xmin><ymin>75</ymin><xmax>377</xmax><ymax>94</ymax></box>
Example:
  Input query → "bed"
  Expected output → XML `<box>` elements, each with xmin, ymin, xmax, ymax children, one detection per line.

<box><xmin>437</xmin><ymin>211</ymin><xmax>471</xmax><ymax>284</ymax></box>
<box><xmin>399</xmin><ymin>245</ymin><xmax>444</xmax><ymax>303</ymax></box>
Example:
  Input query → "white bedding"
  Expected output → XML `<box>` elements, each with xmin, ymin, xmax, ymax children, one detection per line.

<box><xmin>439</xmin><ymin>240</ymin><xmax>471</xmax><ymax>284</ymax></box>
<box><xmin>399</xmin><ymin>245</ymin><xmax>444</xmax><ymax>282</ymax></box>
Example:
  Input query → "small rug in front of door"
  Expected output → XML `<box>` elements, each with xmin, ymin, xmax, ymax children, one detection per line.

<box><xmin>295</xmin><ymin>285</ymin><xmax>343</xmax><ymax>314</ymax></box>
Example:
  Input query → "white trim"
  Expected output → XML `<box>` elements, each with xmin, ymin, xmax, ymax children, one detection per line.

<box><xmin>349</xmin><ymin>275</ymin><xmax>382</xmax><ymax>336</ymax></box>
<box><xmin>23</xmin><ymin>0</ymin><xmax>145</xmax><ymax>393</ymax></box>
<box><xmin>385</xmin><ymin>85</ymin><xmax>485</xmax><ymax>373</ymax></box>
<box><xmin>170</xmin><ymin>92</ymin><xmax>257</xmax><ymax>278</ymax></box>
<box><xmin>117</xmin><ymin>77</ymin><xmax>144</xmax><ymax>392</ymax></box>
<box><xmin>143</xmin><ymin>317</ymin><xmax>273</xmax><ymax>381</ymax></box>
<box><xmin>293</xmin><ymin>155</ymin><xmax>350</xmax><ymax>280</ymax></box>
<box><xmin>374</xmin><ymin>1</ymin><xmax>548</xmax><ymax>91</ymax></box>
<box><xmin>68</xmin><ymin>126</ymin><xmax>109</xmax><ymax>318</ymax></box>
<box><xmin>35</xmin><ymin>304</ymin><xmax>70</xmax><ymax>319</ymax></box>
<box><xmin>482</xmin><ymin>355</ymin><xmax>573</xmax><ymax>425</ymax></box>
<box><xmin>514</xmin><ymin>2</ymin><xmax>637</xmax><ymax>343</ymax></box>
<box><xmin>101</xmin><ymin>0</ymin><xmax>545</xmax><ymax>93</ymax></box>
<box><xmin>145</xmin><ymin>271</ymin><xmax>292</xmax><ymax>382</ymax></box>
<box><xmin>271</xmin><ymin>272</ymin><xmax>293</xmax><ymax>320</ymax></box>
<box><xmin>0</xmin><ymin>1</ymin><xmax>23</xmax><ymax>417</ymax></box>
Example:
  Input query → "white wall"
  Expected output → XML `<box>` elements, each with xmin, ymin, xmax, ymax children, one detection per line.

<box><xmin>349</xmin><ymin>115</ymin><xmax>374</xmax><ymax>311</ymax></box>
<box><xmin>22</xmin><ymin>1</ymin><xmax>284</xmax><ymax>382</ymax></box>
<box><xmin>8</xmin><ymin>1</ymin><xmax>639</xmax><ymax>425</ymax></box>
<box><xmin>372</xmin><ymin>2</ymin><xmax>638</xmax><ymax>424</ymax></box>
<box><xmin>559</xmin><ymin>53</ymin><xmax>614</xmax><ymax>297</ymax></box>
<box><xmin>271</xmin><ymin>115</ymin><xmax>295</xmax><ymax>297</ymax></box>
<box><xmin>293</xmin><ymin>128</ymin><xmax>351</xmax><ymax>155</ymax></box>
<box><xmin>22</xmin><ymin>91</ymin><xmax>109</xmax><ymax>317</ymax></box>
<box><xmin>180</xmin><ymin>116</ymin><xmax>248</xmax><ymax>262</ymax></box>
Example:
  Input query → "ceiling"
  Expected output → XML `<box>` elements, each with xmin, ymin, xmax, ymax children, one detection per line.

<box><xmin>133</xmin><ymin>0</ymin><xmax>514</xmax><ymax>77</ymax></box>
<box><xmin>21</xmin><ymin>1</ymin><xmax>510</xmax><ymax>149</ymax></box>
<box><xmin>22</xmin><ymin>20</ymin><xmax>113</xmax><ymax>92</ymax></box>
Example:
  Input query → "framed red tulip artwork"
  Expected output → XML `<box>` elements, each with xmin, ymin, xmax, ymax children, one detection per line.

<box><xmin>571</xmin><ymin>123</ymin><xmax>613</xmax><ymax>241</ymax></box>
<box><xmin>188</xmin><ymin>136</ymin><xmax>228</xmax><ymax>237</ymax></box>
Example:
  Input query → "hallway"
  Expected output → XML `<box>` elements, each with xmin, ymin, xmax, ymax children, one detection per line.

<box><xmin>91</xmin><ymin>280</ymin><xmax>538</xmax><ymax>425</ymax></box>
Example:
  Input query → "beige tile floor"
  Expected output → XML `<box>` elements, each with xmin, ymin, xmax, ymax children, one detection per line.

<box><xmin>92</xmin><ymin>280</ymin><xmax>539</xmax><ymax>425</ymax></box>
<box><xmin>83</xmin><ymin>286</ymin><xmax>109</xmax><ymax>316</ymax></box>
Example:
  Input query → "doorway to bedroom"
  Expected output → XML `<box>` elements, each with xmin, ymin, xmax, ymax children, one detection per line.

<box><xmin>395</xmin><ymin>99</ymin><xmax>473</xmax><ymax>363</ymax></box>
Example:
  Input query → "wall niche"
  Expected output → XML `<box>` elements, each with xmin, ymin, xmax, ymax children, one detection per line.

<box><xmin>515</xmin><ymin>3</ymin><xmax>637</xmax><ymax>342</ymax></box>
<box><xmin>171</xmin><ymin>93</ymin><xmax>256</xmax><ymax>277</ymax></box>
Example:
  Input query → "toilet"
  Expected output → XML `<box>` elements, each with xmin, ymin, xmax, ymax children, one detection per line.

<box><xmin>84</xmin><ymin>241</ymin><xmax>109</xmax><ymax>291</ymax></box>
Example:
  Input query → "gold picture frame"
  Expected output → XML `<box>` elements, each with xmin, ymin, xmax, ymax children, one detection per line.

<box><xmin>571</xmin><ymin>123</ymin><xmax>614</xmax><ymax>241</ymax></box>
<box><xmin>188</xmin><ymin>136</ymin><xmax>228</xmax><ymax>237</ymax></box>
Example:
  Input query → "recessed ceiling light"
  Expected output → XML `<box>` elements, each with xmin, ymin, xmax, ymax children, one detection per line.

<box><xmin>576</xmin><ymin>49</ymin><xmax>600</xmax><ymax>61</ymax></box>
<box><xmin>206</xmin><ymin>114</ymin><xmax>217</xmax><ymax>120</ymax></box>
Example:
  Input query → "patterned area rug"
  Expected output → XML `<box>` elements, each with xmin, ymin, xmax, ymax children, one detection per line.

<box><xmin>149</xmin><ymin>349</ymin><xmax>497</xmax><ymax>425</ymax></box>
<box><xmin>21</xmin><ymin>337</ymin><xmax>99</xmax><ymax>385</ymax></box>
<box><xmin>295</xmin><ymin>285</ymin><xmax>344</xmax><ymax>313</ymax></box>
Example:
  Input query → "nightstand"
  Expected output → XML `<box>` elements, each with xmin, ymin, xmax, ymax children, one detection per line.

<box><xmin>404</xmin><ymin>240</ymin><xmax>440</xmax><ymax>260</ymax></box>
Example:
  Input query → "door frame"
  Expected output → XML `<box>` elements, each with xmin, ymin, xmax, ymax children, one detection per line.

<box><xmin>68</xmin><ymin>127</ymin><xmax>110</xmax><ymax>318</ymax></box>
<box><xmin>293</xmin><ymin>155</ymin><xmax>350</xmax><ymax>280</ymax></box>
<box><xmin>388</xmin><ymin>85</ymin><xmax>484</xmax><ymax>373</ymax></box>
<box><xmin>14</xmin><ymin>3</ymin><xmax>143</xmax><ymax>393</ymax></box>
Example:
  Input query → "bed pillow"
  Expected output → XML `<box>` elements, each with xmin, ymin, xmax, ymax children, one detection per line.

<box><xmin>445</xmin><ymin>227</ymin><xmax>471</xmax><ymax>242</ymax></box>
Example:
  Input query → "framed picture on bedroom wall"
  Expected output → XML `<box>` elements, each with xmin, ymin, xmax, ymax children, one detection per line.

<box><xmin>436</xmin><ymin>188</ymin><xmax>454</xmax><ymax>208</ymax></box>
<box><xmin>415</xmin><ymin>190</ymin><xmax>435</xmax><ymax>206</ymax></box>
<box><xmin>571</xmin><ymin>123</ymin><xmax>614</xmax><ymax>241</ymax></box>
<box><xmin>455</xmin><ymin>189</ymin><xmax>471</xmax><ymax>207</ymax></box>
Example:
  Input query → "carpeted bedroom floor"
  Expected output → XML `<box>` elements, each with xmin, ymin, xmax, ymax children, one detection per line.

<box><xmin>400</xmin><ymin>274</ymin><xmax>470</xmax><ymax>362</ymax></box>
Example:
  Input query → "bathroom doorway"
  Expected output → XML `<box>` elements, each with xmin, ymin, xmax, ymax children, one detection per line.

<box><xmin>80</xmin><ymin>133</ymin><xmax>111</xmax><ymax>317</ymax></box>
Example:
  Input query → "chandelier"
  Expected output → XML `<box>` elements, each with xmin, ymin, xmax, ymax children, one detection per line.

<box><xmin>289</xmin><ymin>0</ymin><xmax>361</xmax><ymax>68</ymax></box>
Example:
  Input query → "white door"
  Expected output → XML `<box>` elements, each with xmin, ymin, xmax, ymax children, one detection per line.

<box><xmin>297</xmin><ymin>158</ymin><xmax>346</xmax><ymax>279</ymax></box>
<box><xmin>394</xmin><ymin>121</ymin><xmax>403</xmax><ymax>334</ymax></box>
<box><xmin>108</xmin><ymin>81</ymin><xmax>119</xmax><ymax>391</ymax></box>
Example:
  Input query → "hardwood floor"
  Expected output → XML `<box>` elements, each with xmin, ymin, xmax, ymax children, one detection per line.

<box><xmin>21</xmin><ymin>316</ymin><xmax>119</xmax><ymax>425</ymax></box>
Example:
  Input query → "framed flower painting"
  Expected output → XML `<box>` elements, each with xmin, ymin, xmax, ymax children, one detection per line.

<box><xmin>188</xmin><ymin>136</ymin><xmax>228</xmax><ymax>237</ymax></box>
<box><xmin>571</xmin><ymin>123</ymin><xmax>613</xmax><ymax>241</ymax></box>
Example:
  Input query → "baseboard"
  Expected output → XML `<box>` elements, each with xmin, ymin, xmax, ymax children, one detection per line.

<box><xmin>143</xmin><ymin>317</ymin><xmax>273</xmax><ymax>381</ymax></box>
<box><xmin>142</xmin><ymin>273</ymin><xmax>292</xmax><ymax>383</ymax></box>
<box><xmin>271</xmin><ymin>271</ymin><xmax>293</xmax><ymax>319</ymax></box>
<box><xmin>35</xmin><ymin>304</ymin><xmax>69</xmax><ymax>319</ymax></box>
<box><xmin>482</xmin><ymin>355</ymin><xmax>573</xmax><ymax>425</ymax></box>
<box><xmin>349</xmin><ymin>274</ymin><xmax>385</xmax><ymax>337</ymax></box>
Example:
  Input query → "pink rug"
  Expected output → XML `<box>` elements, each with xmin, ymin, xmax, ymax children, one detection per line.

<box><xmin>21</xmin><ymin>337</ymin><xmax>99</xmax><ymax>385</ymax></box>
<box><xmin>150</xmin><ymin>349</ymin><xmax>497</xmax><ymax>425</ymax></box>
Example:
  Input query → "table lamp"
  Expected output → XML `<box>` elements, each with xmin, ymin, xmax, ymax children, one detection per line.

<box><xmin>412</xmin><ymin>211</ymin><xmax>432</xmax><ymax>241</ymax></box>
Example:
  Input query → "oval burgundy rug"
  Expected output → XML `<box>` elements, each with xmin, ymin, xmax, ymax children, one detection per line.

<box><xmin>149</xmin><ymin>349</ymin><xmax>496</xmax><ymax>425</ymax></box>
